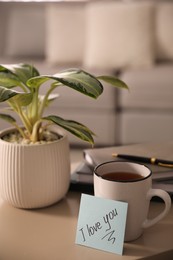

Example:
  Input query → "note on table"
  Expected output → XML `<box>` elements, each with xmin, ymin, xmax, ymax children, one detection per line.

<box><xmin>75</xmin><ymin>194</ymin><xmax>128</xmax><ymax>255</ymax></box>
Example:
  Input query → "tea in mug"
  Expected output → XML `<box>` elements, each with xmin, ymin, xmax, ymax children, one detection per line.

<box><xmin>101</xmin><ymin>172</ymin><xmax>143</xmax><ymax>182</ymax></box>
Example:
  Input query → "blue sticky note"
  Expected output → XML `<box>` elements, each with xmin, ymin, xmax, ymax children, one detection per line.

<box><xmin>75</xmin><ymin>194</ymin><xmax>128</xmax><ymax>255</ymax></box>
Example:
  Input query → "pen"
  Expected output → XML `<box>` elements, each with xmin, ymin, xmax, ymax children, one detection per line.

<box><xmin>112</xmin><ymin>153</ymin><xmax>173</xmax><ymax>168</ymax></box>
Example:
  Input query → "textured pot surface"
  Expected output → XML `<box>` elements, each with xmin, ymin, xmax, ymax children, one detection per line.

<box><xmin>0</xmin><ymin>127</ymin><xmax>70</xmax><ymax>209</ymax></box>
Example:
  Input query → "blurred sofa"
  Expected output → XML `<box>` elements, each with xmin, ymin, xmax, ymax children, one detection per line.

<box><xmin>0</xmin><ymin>0</ymin><xmax>173</xmax><ymax>147</ymax></box>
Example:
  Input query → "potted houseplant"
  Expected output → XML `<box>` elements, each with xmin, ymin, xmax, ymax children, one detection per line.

<box><xmin>0</xmin><ymin>63</ymin><xmax>128</xmax><ymax>209</ymax></box>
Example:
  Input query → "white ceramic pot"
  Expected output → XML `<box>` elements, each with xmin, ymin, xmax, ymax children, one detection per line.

<box><xmin>0</xmin><ymin>127</ymin><xmax>70</xmax><ymax>209</ymax></box>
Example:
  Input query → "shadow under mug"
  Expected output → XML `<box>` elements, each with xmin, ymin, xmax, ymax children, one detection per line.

<box><xmin>94</xmin><ymin>161</ymin><xmax>172</xmax><ymax>242</ymax></box>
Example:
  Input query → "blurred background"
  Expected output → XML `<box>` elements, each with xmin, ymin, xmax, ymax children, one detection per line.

<box><xmin>0</xmin><ymin>0</ymin><xmax>173</xmax><ymax>148</ymax></box>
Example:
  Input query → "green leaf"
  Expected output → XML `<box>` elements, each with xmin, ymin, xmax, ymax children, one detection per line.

<box><xmin>39</xmin><ymin>93</ymin><xmax>59</xmax><ymax>107</ymax></box>
<box><xmin>0</xmin><ymin>86</ymin><xmax>19</xmax><ymax>102</ymax></box>
<box><xmin>0</xmin><ymin>113</ymin><xmax>16</xmax><ymax>123</ymax></box>
<box><xmin>0</xmin><ymin>86</ymin><xmax>32</xmax><ymax>107</ymax></box>
<box><xmin>0</xmin><ymin>72</ymin><xmax>20</xmax><ymax>88</ymax></box>
<box><xmin>12</xmin><ymin>93</ymin><xmax>33</xmax><ymax>107</ymax></box>
<box><xmin>27</xmin><ymin>77</ymin><xmax>50</xmax><ymax>89</ymax></box>
<box><xmin>44</xmin><ymin>115</ymin><xmax>95</xmax><ymax>145</ymax></box>
<box><xmin>27</xmin><ymin>69</ymin><xmax>103</xmax><ymax>99</ymax></box>
<box><xmin>97</xmin><ymin>75</ymin><xmax>129</xmax><ymax>90</ymax></box>
<box><xmin>47</xmin><ymin>93</ymin><xmax>59</xmax><ymax>102</ymax></box>
<box><xmin>0</xmin><ymin>63</ymin><xmax>40</xmax><ymax>85</ymax></box>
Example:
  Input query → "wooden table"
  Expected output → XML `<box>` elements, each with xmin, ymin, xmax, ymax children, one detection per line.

<box><xmin>0</xmin><ymin>188</ymin><xmax>172</xmax><ymax>260</ymax></box>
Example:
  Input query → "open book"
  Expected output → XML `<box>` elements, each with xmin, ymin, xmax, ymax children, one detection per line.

<box><xmin>71</xmin><ymin>142</ymin><xmax>173</xmax><ymax>196</ymax></box>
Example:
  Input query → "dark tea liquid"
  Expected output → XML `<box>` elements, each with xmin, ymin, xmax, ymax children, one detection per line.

<box><xmin>102</xmin><ymin>172</ymin><xmax>143</xmax><ymax>182</ymax></box>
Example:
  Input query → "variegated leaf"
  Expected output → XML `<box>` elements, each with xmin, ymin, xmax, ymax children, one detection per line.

<box><xmin>0</xmin><ymin>113</ymin><xmax>16</xmax><ymax>123</ymax></box>
<box><xmin>0</xmin><ymin>86</ymin><xmax>19</xmax><ymax>102</ymax></box>
<box><xmin>44</xmin><ymin>115</ymin><xmax>95</xmax><ymax>145</ymax></box>
<box><xmin>27</xmin><ymin>69</ymin><xmax>103</xmax><ymax>99</ymax></box>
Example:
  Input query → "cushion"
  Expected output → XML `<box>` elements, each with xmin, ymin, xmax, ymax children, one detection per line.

<box><xmin>45</xmin><ymin>3</ymin><xmax>85</xmax><ymax>65</ymax></box>
<box><xmin>84</xmin><ymin>2</ymin><xmax>155</xmax><ymax>70</ymax></box>
<box><xmin>156</xmin><ymin>3</ymin><xmax>173</xmax><ymax>60</ymax></box>
<box><xmin>120</xmin><ymin>112</ymin><xmax>173</xmax><ymax>144</ymax></box>
<box><xmin>5</xmin><ymin>4</ymin><xmax>45</xmax><ymax>58</ymax></box>
<box><xmin>119</xmin><ymin>64</ymin><xmax>173</xmax><ymax>110</ymax></box>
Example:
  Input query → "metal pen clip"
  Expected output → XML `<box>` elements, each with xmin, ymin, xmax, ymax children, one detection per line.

<box><xmin>158</xmin><ymin>162</ymin><xmax>173</xmax><ymax>168</ymax></box>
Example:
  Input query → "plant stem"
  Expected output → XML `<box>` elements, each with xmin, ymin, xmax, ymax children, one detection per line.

<box><xmin>12</xmin><ymin>123</ymin><xmax>27</xmax><ymax>139</ymax></box>
<box><xmin>19</xmin><ymin>82</ymin><xmax>28</xmax><ymax>93</ymax></box>
<box><xmin>7</xmin><ymin>100</ymin><xmax>32</xmax><ymax>134</ymax></box>
<box><xmin>38</xmin><ymin>84</ymin><xmax>57</xmax><ymax>118</ymax></box>
<box><xmin>30</xmin><ymin>87</ymin><xmax>39</xmax><ymax>123</ymax></box>
<box><xmin>31</xmin><ymin>119</ymin><xmax>44</xmax><ymax>142</ymax></box>
<box><xmin>18</xmin><ymin>106</ymin><xmax>32</xmax><ymax>133</ymax></box>
<box><xmin>39</xmin><ymin>121</ymin><xmax>53</xmax><ymax>140</ymax></box>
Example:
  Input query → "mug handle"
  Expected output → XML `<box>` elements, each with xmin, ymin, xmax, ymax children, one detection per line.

<box><xmin>142</xmin><ymin>189</ymin><xmax>171</xmax><ymax>229</ymax></box>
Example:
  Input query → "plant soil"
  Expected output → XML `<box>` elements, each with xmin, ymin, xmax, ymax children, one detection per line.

<box><xmin>1</xmin><ymin>129</ymin><xmax>62</xmax><ymax>145</ymax></box>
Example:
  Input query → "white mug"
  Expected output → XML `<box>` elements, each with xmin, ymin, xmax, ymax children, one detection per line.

<box><xmin>94</xmin><ymin>161</ymin><xmax>171</xmax><ymax>242</ymax></box>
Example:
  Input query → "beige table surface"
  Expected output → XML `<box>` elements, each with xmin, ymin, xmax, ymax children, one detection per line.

<box><xmin>0</xmin><ymin>186</ymin><xmax>172</xmax><ymax>260</ymax></box>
